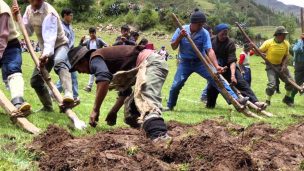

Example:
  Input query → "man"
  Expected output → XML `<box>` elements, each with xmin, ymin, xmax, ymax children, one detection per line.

<box><xmin>113</xmin><ymin>24</ymin><xmax>136</xmax><ymax>46</ymax></box>
<box><xmin>165</xmin><ymin>9</ymin><xmax>247</xmax><ymax>111</ymax></box>
<box><xmin>290</xmin><ymin>33</ymin><xmax>304</xmax><ymax>103</ymax></box>
<box><xmin>158</xmin><ymin>46</ymin><xmax>169</xmax><ymax>61</ymax></box>
<box><xmin>68</xmin><ymin>45</ymin><xmax>170</xmax><ymax>143</ymax></box>
<box><xmin>12</xmin><ymin>0</ymin><xmax>74</xmax><ymax>112</ymax></box>
<box><xmin>55</xmin><ymin>8</ymin><xmax>79</xmax><ymax>103</ymax></box>
<box><xmin>205</xmin><ymin>24</ymin><xmax>266</xmax><ymax>109</ymax></box>
<box><xmin>0</xmin><ymin>0</ymin><xmax>31</xmax><ymax>112</ymax></box>
<box><xmin>239</xmin><ymin>43</ymin><xmax>255</xmax><ymax>86</ymax></box>
<box><xmin>80</xmin><ymin>27</ymin><xmax>108</xmax><ymax>92</ymax></box>
<box><xmin>258</xmin><ymin>26</ymin><xmax>294</xmax><ymax>106</ymax></box>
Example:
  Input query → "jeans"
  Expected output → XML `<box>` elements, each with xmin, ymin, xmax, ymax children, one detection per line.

<box><xmin>1</xmin><ymin>46</ymin><xmax>22</xmax><ymax>80</ymax></box>
<box><xmin>167</xmin><ymin>58</ymin><xmax>238</xmax><ymax>108</ymax></box>
<box><xmin>206</xmin><ymin>69</ymin><xmax>258</xmax><ymax>108</ymax></box>
<box><xmin>200</xmin><ymin>84</ymin><xmax>208</xmax><ymax>100</ymax></box>
<box><xmin>56</xmin><ymin>71</ymin><xmax>79</xmax><ymax>98</ymax></box>
<box><xmin>243</xmin><ymin>67</ymin><xmax>251</xmax><ymax>87</ymax></box>
<box><xmin>87</xmin><ymin>74</ymin><xmax>95</xmax><ymax>88</ymax></box>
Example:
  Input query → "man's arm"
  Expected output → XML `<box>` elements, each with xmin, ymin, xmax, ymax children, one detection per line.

<box><xmin>89</xmin><ymin>57</ymin><xmax>113</xmax><ymax>127</ymax></box>
<box><xmin>171</xmin><ymin>29</ymin><xmax>186</xmax><ymax>50</ymax></box>
<box><xmin>0</xmin><ymin>14</ymin><xmax>10</xmax><ymax>58</ymax></box>
<box><xmin>41</xmin><ymin>13</ymin><xmax>58</xmax><ymax>57</ymax></box>
<box><xmin>207</xmin><ymin>48</ymin><xmax>225</xmax><ymax>73</ymax></box>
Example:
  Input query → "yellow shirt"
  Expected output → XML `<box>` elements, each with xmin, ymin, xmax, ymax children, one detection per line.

<box><xmin>259</xmin><ymin>38</ymin><xmax>290</xmax><ymax>65</ymax></box>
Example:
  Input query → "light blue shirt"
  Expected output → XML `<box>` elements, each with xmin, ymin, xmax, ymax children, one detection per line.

<box><xmin>293</xmin><ymin>39</ymin><xmax>304</xmax><ymax>62</ymax></box>
<box><xmin>62</xmin><ymin>21</ymin><xmax>75</xmax><ymax>49</ymax></box>
<box><xmin>171</xmin><ymin>24</ymin><xmax>211</xmax><ymax>59</ymax></box>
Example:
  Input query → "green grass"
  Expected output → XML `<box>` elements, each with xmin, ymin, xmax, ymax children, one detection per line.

<box><xmin>0</xmin><ymin>29</ymin><xmax>304</xmax><ymax>170</ymax></box>
<box><xmin>250</xmin><ymin>26</ymin><xmax>302</xmax><ymax>39</ymax></box>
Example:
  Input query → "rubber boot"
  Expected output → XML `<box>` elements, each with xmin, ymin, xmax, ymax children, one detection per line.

<box><xmin>59</xmin><ymin>69</ymin><xmax>74</xmax><ymax>104</ymax></box>
<box><xmin>8</xmin><ymin>73</ymin><xmax>31</xmax><ymax>112</ymax></box>
<box><xmin>34</xmin><ymin>87</ymin><xmax>53</xmax><ymax>112</ymax></box>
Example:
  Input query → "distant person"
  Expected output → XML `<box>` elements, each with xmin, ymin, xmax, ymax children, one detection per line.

<box><xmin>80</xmin><ymin>27</ymin><xmax>108</xmax><ymax>92</ymax></box>
<box><xmin>257</xmin><ymin>26</ymin><xmax>294</xmax><ymax>106</ymax></box>
<box><xmin>113</xmin><ymin>25</ymin><xmax>136</xmax><ymax>46</ymax></box>
<box><xmin>158</xmin><ymin>46</ymin><xmax>169</xmax><ymax>60</ymax></box>
<box><xmin>130</xmin><ymin>31</ymin><xmax>139</xmax><ymax>44</ymax></box>
<box><xmin>290</xmin><ymin>33</ymin><xmax>304</xmax><ymax>103</ymax></box>
<box><xmin>238</xmin><ymin>43</ymin><xmax>255</xmax><ymax>86</ymax></box>
<box><xmin>55</xmin><ymin>8</ymin><xmax>80</xmax><ymax>104</ymax></box>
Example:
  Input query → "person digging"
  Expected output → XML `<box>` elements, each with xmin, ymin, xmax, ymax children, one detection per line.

<box><xmin>68</xmin><ymin>45</ymin><xmax>171</xmax><ymax>144</ymax></box>
<box><xmin>257</xmin><ymin>26</ymin><xmax>295</xmax><ymax>106</ymax></box>
<box><xmin>205</xmin><ymin>24</ymin><xmax>267</xmax><ymax>110</ymax></box>
<box><xmin>0</xmin><ymin>0</ymin><xmax>31</xmax><ymax>114</ymax></box>
<box><xmin>12</xmin><ymin>0</ymin><xmax>75</xmax><ymax>112</ymax></box>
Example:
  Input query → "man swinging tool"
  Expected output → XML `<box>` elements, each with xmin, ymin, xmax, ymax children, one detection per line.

<box><xmin>165</xmin><ymin>9</ymin><xmax>248</xmax><ymax>112</ymax></box>
<box><xmin>0</xmin><ymin>0</ymin><xmax>31</xmax><ymax>113</ymax></box>
<box><xmin>12</xmin><ymin>0</ymin><xmax>75</xmax><ymax>112</ymax></box>
<box><xmin>204</xmin><ymin>24</ymin><xmax>267</xmax><ymax>110</ymax></box>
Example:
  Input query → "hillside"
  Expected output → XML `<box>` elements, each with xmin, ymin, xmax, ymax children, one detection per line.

<box><xmin>253</xmin><ymin>0</ymin><xmax>301</xmax><ymax>17</ymax></box>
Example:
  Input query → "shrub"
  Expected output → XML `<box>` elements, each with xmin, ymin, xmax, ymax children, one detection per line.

<box><xmin>135</xmin><ymin>5</ymin><xmax>158</xmax><ymax>30</ymax></box>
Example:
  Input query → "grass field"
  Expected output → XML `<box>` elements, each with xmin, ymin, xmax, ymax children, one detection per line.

<box><xmin>0</xmin><ymin>29</ymin><xmax>304</xmax><ymax>170</ymax></box>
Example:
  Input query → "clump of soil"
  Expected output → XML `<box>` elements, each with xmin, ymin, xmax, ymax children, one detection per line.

<box><xmin>31</xmin><ymin>120</ymin><xmax>304</xmax><ymax>171</ymax></box>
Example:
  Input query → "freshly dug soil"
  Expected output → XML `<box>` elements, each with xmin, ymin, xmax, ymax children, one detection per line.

<box><xmin>31</xmin><ymin>120</ymin><xmax>304</xmax><ymax>171</ymax></box>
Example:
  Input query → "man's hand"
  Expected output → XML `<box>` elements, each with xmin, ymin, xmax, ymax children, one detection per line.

<box><xmin>280</xmin><ymin>64</ymin><xmax>287</xmax><ymax>73</ymax></box>
<box><xmin>179</xmin><ymin>29</ymin><xmax>187</xmax><ymax>38</ymax></box>
<box><xmin>11</xmin><ymin>4</ymin><xmax>20</xmax><ymax>21</ymax></box>
<box><xmin>216</xmin><ymin>66</ymin><xmax>226</xmax><ymax>74</ymax></box>
<box><xmin>121</xmin><ymin>37</ymin><xmax>127</xmax><ymax>42</ymax></box>
<box><xmin>89</xmin><ymin>110</ymin><xmax>100</xmax><ymax>127</ymax></box>
<box><xmin>231</xmin><ymin>75</ymin><xmax>237</xmax><ymax>85</ymax></box>
<box><xmin>39</xmin><ymin>55</ymin><xmax>48</xmax><ymax>68</ymax></box>
<box><xmin>80</xmin><ymin>36</ymin><xmax>86</xmax><ymax>43</ymax></box>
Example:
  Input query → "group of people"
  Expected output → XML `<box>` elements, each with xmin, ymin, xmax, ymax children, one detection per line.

<box><xmin>1</xmin><ymin>0</ymin><xmax>303</xmax><ymax>144</ymax></box>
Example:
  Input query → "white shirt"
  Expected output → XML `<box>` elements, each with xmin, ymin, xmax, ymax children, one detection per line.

<box><xmin>89</xmin><ymin>40</ymin><xmax>97</xmax><ymax>50</ymax></box>
<box><xmin>23</xmin><ymin>3</ymin><xmax>58</xmax><ymax>57</ymax></box>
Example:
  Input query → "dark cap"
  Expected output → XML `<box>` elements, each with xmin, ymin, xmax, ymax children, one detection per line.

<box><xmin>68</xmin><ymin>46</ymin><xmax>95</xmax><ymax>72</ymax></box>
<box><xmin>273</xmin><ymin>26</ymin><xmax>288</xmax><ymax>36</ymax></box>
<box><xmin>190</xmin><ymin>8</ymin><xmax>206</xmax><ymax>24</ymax></box>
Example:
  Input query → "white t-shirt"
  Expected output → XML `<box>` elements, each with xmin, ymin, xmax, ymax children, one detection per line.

<box><xmin>89</xmin><ymin>40</ymin><xmax>97</xmax><ymax>50</ymax></box>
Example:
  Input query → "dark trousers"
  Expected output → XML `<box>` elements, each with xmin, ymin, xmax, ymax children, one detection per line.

<box><xmin>207</xmin><ymin>69</ymin><xmax>258</xmax><ymax>108</ymax></box>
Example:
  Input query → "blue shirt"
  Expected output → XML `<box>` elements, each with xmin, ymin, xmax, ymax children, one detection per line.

<box><xmin>171</xmin><ymin>25</ymin><xmax>211</xmax><ymax>59</ymax></box>
<box><xmin>62</xmin><ymin>21</ymin><xmax>75</xmax><ymax>49</ymax></box>
<box><xmin>293</xmin><ymin>39</ymin><xmax>304</xmax><ymax>62</ymax></box>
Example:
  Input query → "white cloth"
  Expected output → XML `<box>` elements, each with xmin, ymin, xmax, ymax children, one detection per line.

<box><xmin>23</xmin><ymin>4</ymin><xmax>58</xmax><ymax>57</ymax></box>
<box><xmin>89</xmin><ymin>40</ymin><xmax>97</xmax><ymax>50</ymax></box>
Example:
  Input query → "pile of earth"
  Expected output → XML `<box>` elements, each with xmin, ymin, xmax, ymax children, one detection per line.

<box><xmin>30</xmin><ymin>119</ymin><xmax>304</xmax><ymax>171</ymax></box>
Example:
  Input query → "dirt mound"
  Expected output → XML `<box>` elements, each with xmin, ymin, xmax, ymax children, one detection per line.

<box><xmin>32</xmin><ymin>120</ymin><xmax>304</xmax><ymax>171</ymax></box>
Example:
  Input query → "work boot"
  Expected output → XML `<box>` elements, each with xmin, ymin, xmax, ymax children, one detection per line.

<box><xmin>254</xmin><ymin>102</ymin><xmax>267</xmax><ymax>110</ymax></box>
<box><xmin>237</xmin><ymin>97</ymin><xmax>249</xmax><ymax>105</ymax></box>
<box><xmin>152</xmin><ymin>133</ymin><xmax>173</xmax><ymax>149</ymax></box>
<box><xmin>34</xmin><ymin>87</ymin><xmax>53</xmax><ymax>112</ymax></box>
<box><xmin>11</xmin><ymin>97</ymin><xmax>31</xmax><ymax>113</ymax></box>
<box><xmin>59</xmin><ymin>69</ymin><xmax>74</xmax><ymax>104</ymax></box>
<box><xmin>83</xmin><ymin>86</ymin><xmax>92</xmax><ymax>92</ymax></box>
<box><xmin>282</xmin><ymin>96</ymin><xmax>294</xmax><ymax>107</ymax></box>
<box><xmin>8</xmin><ymin>73</ymin><xmax>31</xmax><ymax>113</ymax></box>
